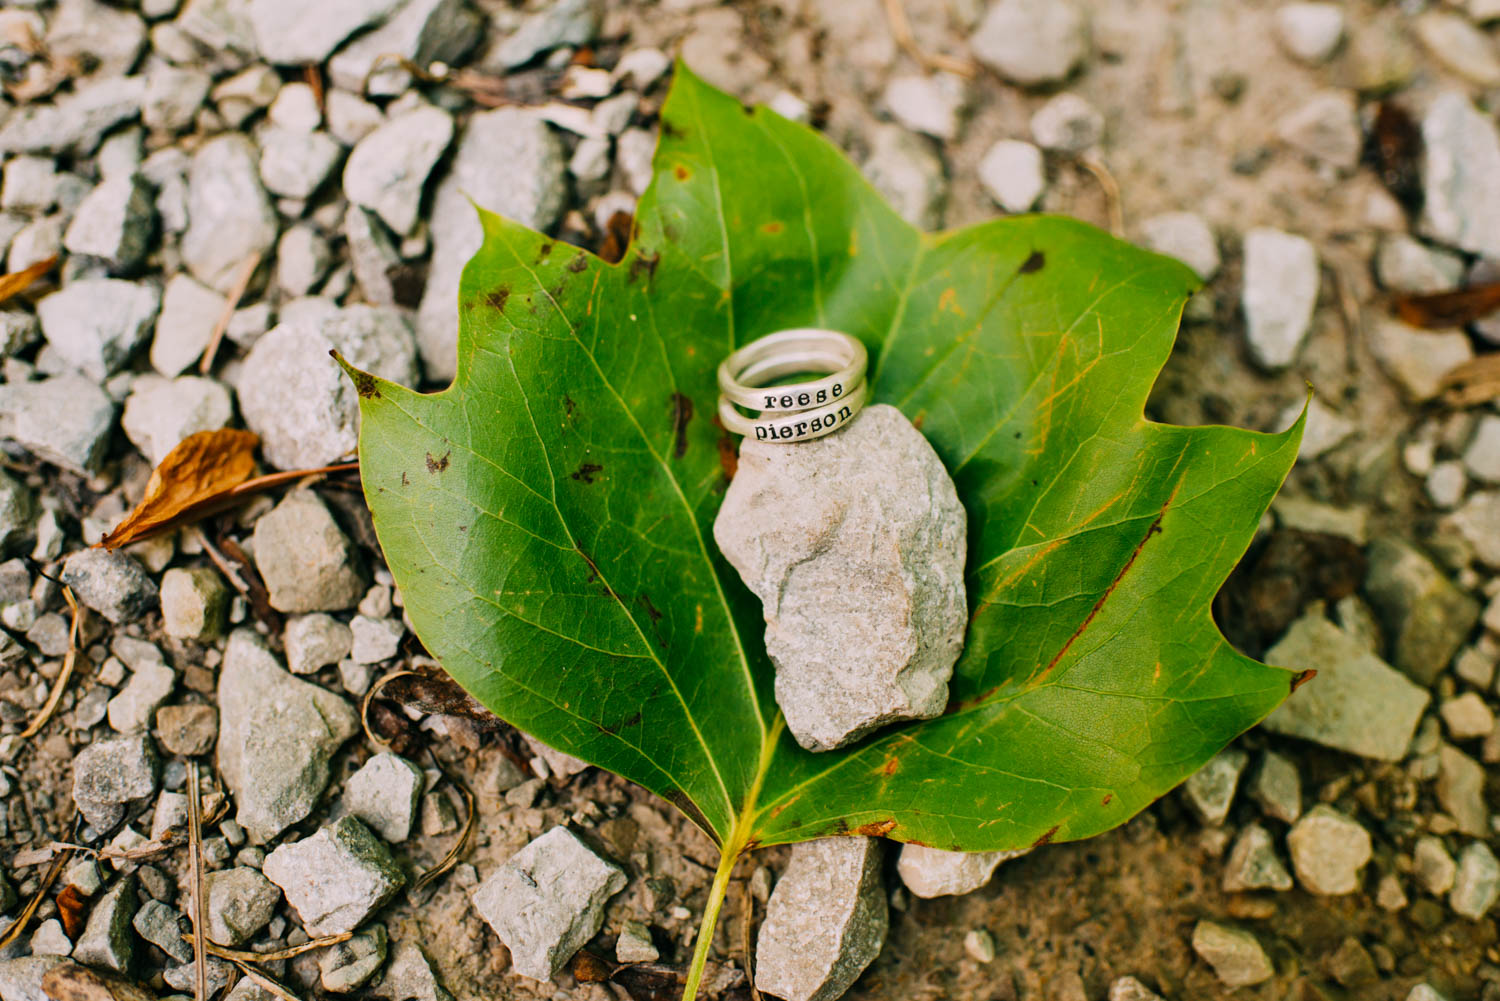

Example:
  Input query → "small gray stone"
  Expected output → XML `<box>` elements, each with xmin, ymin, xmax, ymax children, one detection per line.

<box><xmin>150</xmin><ymin>274</ymin><xmax>227</xmax><ymax>377</ymax></box>
<box><xmin>163</xmin><ymin>958</ymin><xmax>235</xmax><ymax>996</ymax></box>
<box><xmin>1030</xmin><ymin>93</ymin><xmax>1103</xmax><ymax>153</ymax></box>
<box><xmin>37</xmin><ymin>279</ymin><xmax>159</xmax><ymax>381</ymax></box>
<box><xmin>716</xmin><ymin>406</ymin><xmax>965</xmax><ymax>751</ymax></box>
<box><xmin>344</xmin><ymin>206</ymin><xmax>401</xmax><ymax>305</ymax></box>
<box><xmin>1415</xmin><ymin>836</ymin><xmax>1457</xmax><ymax>896</ymax></box>
<box><xmin>1286</xmin><ymin>805</ymin><xmax>1371</xmax><ymax>895</ymax></box>
<box><xmin>343</xmin><ymin>105</ymin><xmax>453</xmax><ymax>237</ymax></box>
<box><xmin>970</xmin><ymin>0</ymin><xmax>1087</xmax><ymax>86</ymax></box>
<box><xmin>1465</xmin><ymin>415</ymin><xmax>1500</xmax><ymax>485</ymax></box>
<box><xmin>328</xmin><ymin>0</ymin><xmax>480</xmax><ymax>97</ymax></box>
<box><xmin>1440</xmin><ymin>692</ymin><xmax>1493</xmax><ymax>740</ymax></box>
<box><xmin>1414</xmin><ymin>11</ymin><xmax>1500</xmax><ymax>86</ymax></box>
<box><xmin>1451</xmin><ymin>492</ymin><xmax>1500</xmax><ymax>567</ymax></box>
<box><xmin>1369</xmin><ymin>318</ymin><xmax>1474</xmax><ymax>402</ymax></box>
<box><xmin>1262</xmin><ymin>612</ymin><xmax>1429</xmax><ymax>761</ymax></box>
<box><xmin>0</xmin><ymin>374</ymin><xmax>113</xmax><ymax>474</ymax></box>
<box><xmin>1109</xmin><ymin>976</ymin><xmax>1164</xmax><ymax>1001</ymax></box>
<box><xmin>1221</xmin><ymin>824</ymin><xmax>1293</xmax><ymax>892</ymax></box>
<box><xmin>121</xmin><ymin>374</ymin><xmax>233</xmax><ymax>465</ymax></box>
<box><xmin>977</xmin><ymin>139</ymin><xmax>1045</xmax><ymax>214</ymax></box>
<box><xmin>284</xmin><ymin>613</ymin><xmax>353</xmax><ymax>675</ymax></box>
<box><xmin>1273</xmin><ymin>3</ymin><xmax>1344</xmax><ymax>63</ymax></box>
<box><xmin>7</xmin><ymin>214</ymin><xmax>63</xmax><ymax>274</ymax></box>
<box><xmin>45</xmin><ymin>0</ymin><xmax>145</xmax><ymax>78</ymax></box>
<box><xmin>204</xmin><ymin>867</ymin><xmax>280</xmax><ymax>945</ymax></box>
<box><xmin>0</xmin><ymin>472</ymin><xmax>35</xmax><ymax>558</ymax></box>
<box><xmin>327</xmin><ymin>91</ymin><xmax>386</xmax><ymax>147</ymax></box>
<box><xmin>218</xmin><ymin>629</ymin><xmax>359</xmax><ymax>841</ymax></box>
<box><xmin>0</xmin><ymin>309</ymin><xmax>40</xmax><ymax>357</ymax></box>
<box><xmin>1191</xmin><ymin>920</ymin><xmax>1273</xmax><ymax>987</ymax></box>
<box><xmin>107</xmin><ymin>660</ymin><xmax>176</xmax><ymax>732</ymax></box>
<box><xmin>1274</xmin><ymin>90</ymin><xmax>1360</xmax><ymax>170</ymax></box>
<box><xmin>521</xmin><ymin>734</ymin><xmax>590</xmax><ymax>780</ymax></box>
<box><xmin>144</xmin><ymin>64</ymin><xmax>211</xmax><ymax>135</ymax></box>
<box><xmin>275</xmin><ymin>224</ymin><xmax>332</xmax><ymax>298</ymax></box>
<box><xmin>417</xmin><ymin>108</ymin><xmax>566</xmax><ymax>381</ymax></box>
<box><xmin>263</xmin><ymin>816</ymin><xmax>407</xmax><ymax>936</ymax></box>
<box><xmin>61</xmin><ymin>549</ymin><xmax>158</xmax><ymax>624</ymax></box>
<box><xmin>183</xmin><ymin>135</ymin><xmax>278</xmax><ymax>294</ymax></box>
<box><xmin>1438</xmin><ymin>744</ymin><xmax>1488</xmax><ymax>836</ymax></box>
<box><xmin>615</xmin><ymin>920</ymin><xmax>658</xmax><ymax>964</ymax></box>
<box><xmin>1363</xmin><ymin>537</ymin><xmax>1478</xmax><ymax>685</ymax></box>
<box><xmin>1247</xmin><ymin>750</ymin><xmax>1301</xmax><ymax>824</ymax></box>
<box><xmin>756</xmin><ymin>837</ymin><xmax>887</xmax><ymax>1001</ymax></box>
<box><xmin>72</xmin><ymin>734</ymin><xmax>159</xmax><ymax>829</ymax></box>
<box><xmin>1409</xmin><ymin>985</ymin><xmax>1452</xmax><ymax>1001</ymax></box>
<box><xmin>155</xmin><ymin>704</ymin><xmax>218</xmax><ymax>757</ymax></box>
<box><xmin>369</xmin><ymin>941</ymin><xmax>452</xmax><ymax>1001</ymax></box>
<box><xmin>345</xmin><ymin>753</ymin><xmax>424</xmax><ymax>842</ymax></box>
<box><xmin>1420</xmin><ymin>92</ymin><xmax>1500</xmax><ymax>260</ymax></box>
<box><xmin>320</xmin><ymin>924</ymin><xmax>388</xmax><ymax>992</ymax></box>
<box><xmin>62</xmin><ymin>174</ymin><xmax>155</xmax><ymax>272</ymax></box>
<box><xmin>1138</xmin><ymin>211</ymin><xmax>1219</xmax><ymax>280</ymax></box>
<box><xmin>1183</xmin><ymin>748</ymin><xmax>1248</xmax><ymax>826</ymax></box>
<box><xmin>616</xmin><ymin>128</ymin><xmax>655</xmax><ymax>196</ymax></box>
<box><xmin>2</xmin><ymin>156</ymin><xmax>58</xmax><ymax>213</ymax></box>
<box><xmin>0</xmin><ymin>958</ymin><xmax>68</xmax><ymax>1001</ymax></box>
<box><xmin>861</xmin><ymin>125</ymin><xmax>945</xmax><ymax>231</ymax></box>
<box><xmin>252</xmin><ymin>490</ymin><xmax>368</xmax><ymax>613</ymax></box>
<box><xmin>259</xmin><ymin>127</ymin><xmax>343</xmax><ymax>200</ymax></box>
<box><xmin>133</xmin><ymin>899</ymin><xmax>192</xmax><ymax>962</ymax></box>
<box><xmin>1375</xmin><ymin>235</ymin><xmax>1464</xmax><ymax>295</ymax></box>
<box><xmin>160</xmin><ymin>567</ymin><xmax>229</xmax><ymax>641</ymax></box>
<box><xmin>29</xmin><ymin>919</ymin><xmax>72</xmax><ymax>956</ymax></box>
<box><xmin>469</xmin><ymin>826</ymin><xmax>626</xmax><ymax>980</ymax></box>
<box><xmin>349</xmin><ymin>615</ymin><xmax>404</xmax><ymax>665</ymax></box>
<box><xmin>0</xmin><ymin>77</ymin><xmax>146</xmax><ymax>156</ymax></box>
<box><xmin>1241</xmin><ymin>227</ymin><xmax>1318</xmax><ymax>371</ymax></box>
<box><xmin>73</xmin><ymin>876</ymin><xmax>138</xmax><ymax>972</ymax></box>
<box><xmin>896</xmin><ymin>844</ymin><xmax>1024</xmax><ymax>898</ymax></box>
<box><xmin>881</xmin><ymin>73</ymin><xmax>966</xmax><ymax>141</ymax></box>
<box><xmin>1450</xmin><ymin>841</ymin><xmax>1500</xmax><ymax>919</ymax></box>
<box><xmin>248</xmin><ymin>0</ymin><xmax>404</xmax><ymax>64</ymax></box>
<box><xmin>483</xmin><ymin>0</ymin><xmax>601</xmax><ymax>69</ymax></box>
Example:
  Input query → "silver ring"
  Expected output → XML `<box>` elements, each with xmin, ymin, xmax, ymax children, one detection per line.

<box><xmin>719</xmin><ymin>380</ymin><xmax>869</xmax><ymax>443</ymax></box>
<box><xmin>717</xmin><ymin>328</ymin><xmax>867</xmax><ymax>413</ymax></box>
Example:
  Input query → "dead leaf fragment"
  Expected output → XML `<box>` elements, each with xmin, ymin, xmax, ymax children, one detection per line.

<box><xmin>0</xmin><ymin>254</ymin><xmax>58</xmax><ymax>306</ymax></box>
<box><xmin>1393</xmin><ymin>280</ymin><xmax>1500</xmax><ymax>330</ymax></box>
<box><xmin>98</xmin><ymin>430</ymin><xmax>260</xmax><ymax>549</ymax></box>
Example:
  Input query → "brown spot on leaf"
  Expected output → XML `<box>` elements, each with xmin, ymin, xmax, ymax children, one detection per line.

<box><xmin>536</xmin><ymin>241</ymin><xmax>554</xmax><ymax>261</ymax></box>
<box><xmin>762</xmin><ymin>221</ymin><xmax>783</xmax><ymax>234</ymax></box>
<box><xmin>571</xmin><ymin>462</ymin><xmax>604</xmax><ymax>484</ymax></box>
<box><xmin>717</xmin><ymin>435</ymin><xmax>738</xmax><ymax>481</ymax></box>
<box><xmin>485</xmin><ymin>286</ymin><xmax>510</xmax><ymax>311</ymax></box>
<box><xmin>627</xmin><ymin>249</ymin><xmax>660</xmax><ymax>284</ymax></box>
<box><xmin>640</xmin><ymin>594</ymin><xmax>663</xmax><ymax>623</ymax></box>
<box><xmin>881</xmin><ymin>757</ymin><xmax>899</xmax><ymax>777</ymax></box>
<box><xmin>352</xmin><ymin>370</ymin><xmax>379</xmax><ymax>399</ymax></box>
<box><xmin>660</xmin><ymin>118</ymin><xmax>685</xmax><ymax>139</ymax></box>
<box><xmin>425</xmin><ymin>450</ymin><xmax>450</xmax><ymax>474</ymax></box>
<box><xmin>670</xmin><ymin>392</ymin><xmax>693</xmax><ymax>459</ymax></box>
<box><xmin>1032</xmin><ymin>824</ymin><xmax>1060</xmax><ymax>848</ymax></box>
<box><xmin>566</xmin><ymin>252</ymin><xmax>589</xmax><ymax>273</ymax></box>
<box><xmin>564</xmin><ymin>395</ymin><xmax>576</xmax><ymax>418</ymax></box>
<box><xmin>598</xmin><ymin>210</ymin><xmax>633</xmax><ymax>264</ymax></box>
<box><xmin>1102</xmin><ymin>793</ymin><xmax>1113</xmax><ymax>806</ymax></box>
<box><xmin>1019</xmin><ymin>250</ymin><xmax>1046</xmax><ymax>274</ymax></box>
<box><xmin>664</xmin><ymin>790</ymin><xmax>716</xmax><ymax>841</ymax></box>
<box><xmin>1291</xmin><ymin>668</ymin><xmax>1317</xmax><ymax>693</ymax></box>
<box><xmin>673</xmin><ymin>164</ymin><xmax>690</xmax><ymax>181</ymax></box>
<box><xmin>855</xmin><ymin>818</ymin><xmax>897</xmax><ymax>837</ymax></box>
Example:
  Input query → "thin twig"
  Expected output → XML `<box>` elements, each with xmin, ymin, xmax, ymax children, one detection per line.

<box><xmin>192</xmin><ymin>527</ymin><xmax>250</xmax><ymax>596</ymax></box>
<box><xmin>0</xmin><ymin>820</ymin><xmax>76</xmax><ymax>950</ymax></box>
<box><xmin>221</xmin><ymin>958</ymin><xmax>304</xmax><ymax>1001</ymax></box>
<box><xmin>881</xmin><ymin>0</ymin><xmax>977</xmax><ymax>77</ymax></box>
<box><xmin>361</xmin><ymin>670</ymin><xmax>420</xmax><ymax>753</ymax></box>
<box><xmin>19</xmin><ymin>585</ymin><xmax>80</xmax><ymax>738</ymax></box>
<box><xmin>302</xmin><ymin>65</ymin><xmax>324</xmax><ymax>115</ymax></box>
<box><xmin>186</xmin><ymin>761</ymin><xmax>207</xmax><ymax>1001</ymax></box>
<box><xmin>1078</xmin><ymin>155</ymin><xmax>1124</xmax><ymax>237</ymax></box>
<box><xmin>190</xmin><ymin>930</ymin><xmax>353</xmax><ymax>963</ymax></box>
<box><xmin>198</xmin><ymin>251</ymin><xmax>260</xmax><ymax>376</ymax></box>
<box><xmin>412</xmin><ymin>753</ymin><xmax>477</xmax><ymax>894</ymax></box>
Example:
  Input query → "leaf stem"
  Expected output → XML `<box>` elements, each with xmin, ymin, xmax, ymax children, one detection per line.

<box><xmin>682</xmin><ymin>839</ymin><xmax>741</xmax><ymax>1001</ymax></box>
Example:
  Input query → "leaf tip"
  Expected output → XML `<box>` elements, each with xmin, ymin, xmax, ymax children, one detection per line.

<box><xmin>331</xmin><ymin>350</ymin><xmax>383</xmax><ymax>402</ymax></box>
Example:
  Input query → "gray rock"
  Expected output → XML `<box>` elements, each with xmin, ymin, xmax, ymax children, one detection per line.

<box><xmin>1262</xmin><ymin>612</ymin><xmax>1429</xmax><ymax>761</ymax></box>
<box><xmin>0</xmin><ymin>958</ymin><xmax>68</xmax><ymax>1001</ymax></box>
<box><xmin>0</xmin><ymin>472</ymin><xmax>35</xmax><ymax>558</ymax></box>
<box><xmin>282</xmin><ymin>613</ymin><xmax>352</xmax><ymax>675</ymax></box>
<box><xmin>203</xmin><ymin>867</ymin><xmax>280</xmax><ymax>945</ymax></box>
<box><xmin>469</xmin><ymin>826</ymin><xmax>626</xmax><ymax>980</ymax></box>
<box><xmin>1420</xmin><ymin>92</ymin><xmax>1500</xmax><ymax>260</ymax></box>
<box><xmin>1414</xmin><ymin>11</ymin><xmax>1500</xmax><ymax>86</ymax></box>
<box><xmin>861</xmin><ymin>125</ymin><xmax>945</xmax><ymax>231</ymax></box>
<box><xmin>417</xmin><ymin>108</ymin><xmax>566</xmax><ymax>381</ymax></box>
<box><xmin>343</xmin><ymin>105</ymin><xmax>453</xmax><ymax>237</ymax></box>
<box><xmin>1369</xmin><ymin>318</ymin><xmax>1474</xmax><ymax>402</ymax></box>
<box><xmin>1440</xmin><ymin>691</ymin><xmax>1493</xmax><ymax>739</ymax></box>
<box><xmin>182</xmin><ymin>135</ymin><xmax>278</xmax><ymax>294</ymax></box>
<box><xmin>1451</xmin><ymin>492</ymin><xmax>1500</xmax><ymax>567</ymax></box>
<box><xmin>1465</xmin><ymin>415</ymin><xmax>1500</xmax><ymax>485</ymax></box>
<box><xmin>1409</xmin><ymin>986</ymin><xmax>1451</xmax><ymax>1001</ymax></box>
<box><xmin>1415</xmin><ymin>836</ymin><xmax>1457</xmax><ymax>896</ymax></box>
<box><xmin>155</xmin><ymin>703</ymin><xmax>219</xmax><ymax>757</ymax></box>
<box><xmin>248</xmin><ymin>0</ymin><xmax>404</xmax><ymax>64</ymax></box>
<box><xmin>1438</xmin><ymin>744</ymin><xmax>1488</xmax><ymax>836</ymax></box>
<box><xmin>252</xmin><ymin>490</ymin><xmax>367</xmax><ymax>613</ymax></box>
<box><xmin>521</xmin><ymin>734</ymin><xmax>590</xmax><ymax>780</ymax></box>
<box><xmin>29</xmin><ymin>919</ymin><xmax>72</xmax><ymax>956</ymax></box>
<box><xmin>218</xmin><ymin>629</ymin><xmax>359</xmax><ymax>841</ymax></box>
<box><xmin>7</xmin><ymin>214</ymin><xmax>63</xmax><ymax>274</ymax></box>
<box><xmin>37</xmin><ymin>279</ymin><xmax>159</xmax><ymax>381</ymax></box>
<box><xmin>369</xmin><ymin>941</ymin><xmax>452</xmax><ymax>1001</ymax></box>
<box><xmin>210</xmin><ymin>65</ymin><xmax>281</xmax><ymax>129</ymax></box>
<box><xmin>756</xmin><ymin>837</ymin><xmax>887</xmax><ymax>1001</ymax></box>
<box><xmin>1030</xmin><ymin>93</ymin><xmax>1103</xmax><ymax>153</ymax></box>
<box><xmin>121</xmin><ymin>374</ymin><xmax>233</xmax><ymax>465</ymax></box>
<box><xmin>615</xmin><ymin>920</ymin><xmax>658</xmax><ymax>964</ymax></box>
<box><xmin>1451</xmin><ymin>841</ymin><xmax>1500</xmax><ymax>919</ymax></box>
<box><xmin>107</xmin><ymin>660</ymin><xmax>176</xmax><ymax>732</ymax></box>
<box><xmin>160</xmin><ymin>567</ymin><xmax>229</xmax><ymax>640</ymax></box>
<box><xmin>2</xmin><ymin>156</ymin><xmax>58</xmax><ymax>213</ymax></box>
<box><xmin>263</xmin><ymin>816</ymin><xmax>407</xmax><ymax>935</ymax></box>
<box><xmin>349</xmin><ymin>614</ymin><xmax>403</xmax><ymax>664</ymax></box>
<box><xmin>73</xmin><ymin>876</ymin><xmax>137</xmax><ymax>972</ymax></box>
<box><xmin>615</xmin><ymin>128</ymin><xmax>655</xmax><ymax>196</ymax></box>
<box><xmin>150</xmin><ymin>274</ymin><xmax>227</xmax><ymax>377</ymax></box>
<box><xmin>1241</xmin><ymin>227</ymin><xmax>1318</xmax><ymax>371</ymax></box>
<box><xmin>275</xmin><ymin>224</ymin><xmax>332</xmax><ymax>298</ymax></box>
<box><xmin>1138</xmin><ymin>211</ymin><xmax>1219</xmax><ymax>280</ymax></box>
<box><xmin>268</xmin><ymin>83</ymin><xmax>322</xmax><ymax>133</ymax></box>
<box><xmin>0</xmin><ymin>77</ymin><xmax>146</xmax><ymax>156</ymax></box>
<box><xmin>62</xmin><ymin>175</ymin><xmax>155</xmax><ymax>272</ymax></box>
<box><xmin>61</xmin><ymin>549</ymin><xmax>158</xmax><ymax>623</ymax></box>
<box><xmin>1375</xmin><ymin>235</ymin><xmax>1464</xmax><ymax>295</ymax></box>
<box><xmin>344</xmin><ymin>753</ymin><xmax>424</xmax><ymax>842</ymax></box>
<box><xmin>896</xmin><ymin>844</ymin><xmax>1024</xmax><ymax>898</ymax></box>
<box><xmin>328</xmin><ymin>0</ymin><xmax>480</xmax><ymax>97</ymax></box>
<box><xmin>344</xmin><ymin>206</ymin><xmax>401</xmax><ymax>305</ymax></box>
<box><xmin>163</xmin><ymin>958</ymin><xmax>235</xmax><ymax>996</ymax></box>
<box><xmin>1221</xmin><ymin>824</ymin><xmax>1293</xmax><ymax>892</ymax></box>
<box><xmin>716</xmin><ymin>406</ymin><xmax>965</xmax><ymax>751</ymax></box>
<box><xmin>259</xmin><ymin>127</ymin><xmax>343</xmax><ymax>200</ymax></box>
<box><xmin>237</xmin><ymin>303</ymin><xmax>418</xmax><ymax>470</ymax></box>
<box><xmin>72</xmin><ymin>733</ymin><xmax>159</xmax><ymax>829</ymax></box>
<box><xmin>320</xmin><ymin>924</ymin><xmax>388</xmax><ymax>992</ymax></box>
<box><xmin>0</xmin><ymin>309</ymin><xmax>40</xmax><ymax>357</ymax></box>
<box><xmin>1247</xmin><ymin>750</ymin><xmax>1301</xmax><ymax>823</ymax></box>
<box><xmin>45</xmin><ymin>0</ymin><xmax>146</xmax><ymax>78</ymax></box>
<box><xmin>143</xmin><ymin>64</ymin><xmax>212</xmax><ymax>135</ymax></box>
<box><xmin>327</xmin><ymin>91</ymin><xmax>386</xmax><ymax>148</ymax></box>
<box><xmin>1363</xmin><ymin>538</ymin><xmax>1478</xmax><ymax>685</ymax></box>
<box><xmin>133</xmin><ymin>899</ymin><xmax>192</xmax><ymax>962</ymax></box>
<box><xmin>970</xmin><ymin>0</ymin><xmax>1087</xmax><ymax>86</ymax></box>
<box><xmin>1274</xmin><ymin>90</ymin><xmax>1360</xmax><ymax>170</ymax></box>
<box><xmin>484</xmin><ymin>0</ymin><xmax>601</xmax><ymax>69</ymax></box>
<box><xmin>1109</xmin><ymin>977</ymin><xmax>1164</xmax><ymax>1001</ymax></box>
<box><xmin>1183</xmin><ymin>748</ymin><xmax>1248</xmax><ymax>825</ymax></box>
<box><xmin>1190</xmin><ymin>920</ymin><xmax>1273</xmax><ymax>987</ymax></box>
<box><xmin>881</xmin><ymin>73</ymin><xmax>967</xmax><ymax>141</ymax></box>
<box><xmin>1286</xmin><ymin>805</ymin><xmax>1371</xmax><ymax>895</ymax></box>
<box><xmin>1273</xmin><ymin>3</ymin><xmax>1344</xmax><ymax>63</ymax></box>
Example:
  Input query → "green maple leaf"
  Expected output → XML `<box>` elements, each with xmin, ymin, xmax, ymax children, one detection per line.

<box><xmin>342</xmin><ymin>64</ymin><xmax>1302</xmax><ymax>993</ymax></box>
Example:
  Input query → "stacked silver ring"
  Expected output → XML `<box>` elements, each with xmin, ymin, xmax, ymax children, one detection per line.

<box><xmin>717</xmin><ymin>328</ymin><xmax>869</xmax><ymax>443</ymax></box>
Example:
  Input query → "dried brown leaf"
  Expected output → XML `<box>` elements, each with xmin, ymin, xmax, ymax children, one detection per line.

<box><xmin>55</xmin><ymin>884</ymin><xmax>89</xmax><ymax>940</ymax></box>
<box><xmin>98</xmin><ymin>430</ymin><xmax>260</xmax><ymax>549</ymax></box>
<box><xmin>1365</xmin><ymin>102</ymin><xmax>1422</xmax><ymax>211</ymax></box>
<box><xmin>1440</xmin><ymin>353</ymin><xmax>1500</xmax><ymax>408</ymax></box>
<box><xmin>1393</xmin><ymin>281</ymin><xmax>1500</xmax><ymax>330</ymax></box>
<box><xmin>379</xmin><ymin>671</ymin><xmax>503</xmax><ymax>727</ymax></box>
<box><xmin>41</xmin><ymin>963</ymin><xmax>158</xmax><ymax>1001</ymax></box>
<box><xmin>0</xmin><ymin>255</ymin><xmax>58</xmax><ymax>306</ymax></box>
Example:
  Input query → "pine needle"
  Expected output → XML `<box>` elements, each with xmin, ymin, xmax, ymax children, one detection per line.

<box><xmin>19</xmin><ymin>585</ymin><xmax>80</xmax><ymax>738</ymax></box>
<box><xmin>186</xmin><ymin>761</ymin><xmax>208</xmax><ymax>1001</ymax></box>
<box><xmin>189</xmin><ymin>930</ymin><xmax>353</xmax><ymax>963</ymax></box>
<box><xmin>411</xmin><ymin>753</ymin><xmax>476</xmax><ymax>894</ymax></box>
<box><xmin>881</xmin><ymin>0</ymin><xmax>977</xmax><ymax>78</ymax></box>
<box><xmin>221</xmin><ymin>959</ymin><xmax>303</xmax><ymax>1001</ymax></box>
<box><xmin>361</xmin><ymin>670</ymin><xmax>419</xmax><ymax>753</ymax></box>
<box><xmin>199</xmin><ymin>251</ymin><xmax>260</xmax><ymax>376</ymax></box>
<box><xmin>1078</xmin><ymin>155</ymin><xmax>1124</xmax><ymax>237</ymax></box>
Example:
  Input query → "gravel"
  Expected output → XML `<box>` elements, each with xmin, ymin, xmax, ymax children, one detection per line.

<box><xmin>343</xmin><ymin>753</ymin><xmax>424</xmax><ymax>843</ymax></box>
<box><xmin>1190</xmin><ymin>920</ymin><xmax>1273</xmax><ymax>987</ymax></box>
<box><xmin>182</xmin><ymin>135</ymin><xmax>278</xmax><ymax>293</ymax></box>
<box><xmin>1182</xmin><ymin>748</ymin><xmax>1248</xmax><ymax>826</ymax></box>
<box><xmin>1450</xmin><ymin>842</ymin><xmax>1500</xmax><ymax>920</ymax></box>
<box><xmin>978</xmin><ymin>140</ymin><xmax>1047</xmax><ymax>214</ymax></box>
<box><xmin>1363</xmin><ymin>538</ymin><xmax>1478</xmax><ymax>685</ymax></box>
<box><xmin>204</xmin><ymin>867</ymin><xmax>281</xmax><ymax>945</ymax></box>
<box><xmin>970</xmin><ymin>0</ymin><xmax>1088</xmax><ymax>86</ymax></box>
<box><xmin>73</xmin><ymin>876</ymin><xmax>137</xmax><ymax>973</ymax></box>
<box><xmin>37</xmin><ymin>278</ymin><xmax>160</xmax><ymax>381</ymax></box>
<box><xmin>61</xmin><ymin>174</ymin><xmax>155</xmax><ymax>272</ymax></box>
<box><xmin>1286</xmin><ymin>805</ymin><xmax>1372</xmax><ymax>895</ymax></box>
<box><xmin>1241</xmin><ymin>227</ymin><xmax>1318</xmax><ymax>371</ymax></box>
<box><xmin>1030</xmin><ymin>93</ymin><xmax>1103</xmax><ymax>153</ymax></box>
<box><xmin>1137</xmin><ymin>211</ymin><xmax>1219</xmax><ymax>280</ymax></box>
<box><xmin>1419</xmin><ymin>92</ymin><xmax>1500</xmax><ymax>260</ymax></box>
<box><xmin>120</xmin><ymin>374</ymin><xmax>233</xmax><ymax>465</ymax></box>
<box><xmin>263</xmin><ymin>815</ymin><xmax>407</xmax><ymax>936</ymax></box>
<box><xmin>343</xmin><ymin>104</ymin><xmax>453</xmax><ymax>237</ymax></box>
<box><xmin>1272</xmin><ymin>3</ymin><xmax>1344</xmax><ymax>64</ymax></box>
<box><xmin>159</xmin><ymin>567</ymin><xmax>229</xmax><ymax>641</ymax></box>
<box><xmin>247</xmin><ymin>0</ymin><xmax>404</xmax><ymax>65</ymax></box>
<box><xmin>61</xmin><ymin>549</ymin><xmax>159</xmax><ymax>624</ymax></box>
<box><xmin>897</xmin><ymin>844</ymin><xmax>1025</xmax><ymax>898</ymax></box>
